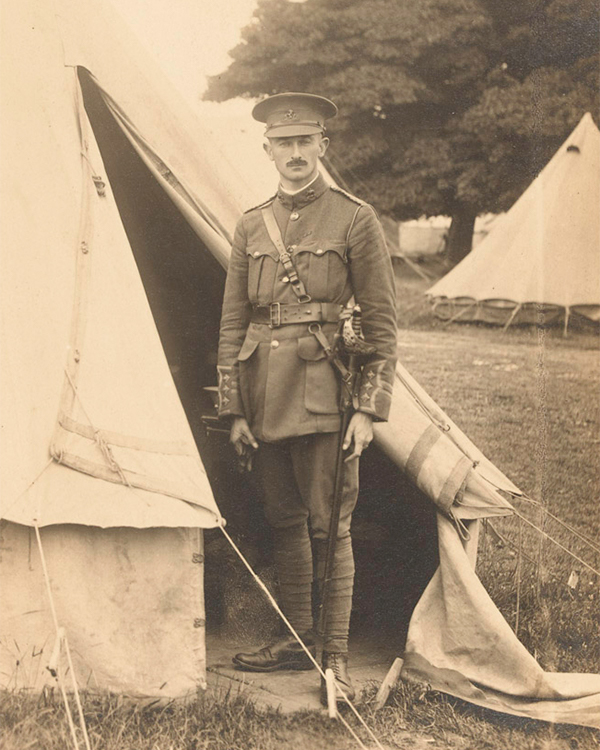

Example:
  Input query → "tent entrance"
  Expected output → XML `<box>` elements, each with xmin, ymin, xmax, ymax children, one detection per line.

<box><xmin>79</xmin><ymin>66</ymin><xmax>439</xmax><ymax>661</ymax></box>
<box><xmin>77</xmin><ymin>68</ymin><xmax>224</xmax><ymax>443</ymax></box>
<box><xmin>205</xmin><ymin>632</ymin><xmax>398</xmax><ymax>712</ymax></box>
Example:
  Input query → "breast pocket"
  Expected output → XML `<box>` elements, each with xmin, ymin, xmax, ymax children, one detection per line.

<box><xmin>297</xmin><ymin>335</ymin><xmax>340</xmax><ymax>414</ymax></box>
<box><xmin>295</xmin><ymin>242</ymin><xmax>348</xmax><ymax>301</ymax></box>
<box><xmin>246</xmin><ymin>246</ymin><xmax>278</xmax><ymax>304</ymax></box>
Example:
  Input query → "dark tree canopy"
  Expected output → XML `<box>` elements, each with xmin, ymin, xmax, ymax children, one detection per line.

<box><xmin>205</xmin><ymin>0</ymin><xmax>599</xmax><ymax>261</ymax></box>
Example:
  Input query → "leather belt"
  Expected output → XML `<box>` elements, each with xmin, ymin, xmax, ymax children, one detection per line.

<box><xmin>251</xmin><ymin>301</ymin><xmax>343</xmax><ymax>328</ymax></box>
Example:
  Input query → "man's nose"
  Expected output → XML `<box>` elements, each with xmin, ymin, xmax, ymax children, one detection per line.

<box><xmin>291</xmin><ymin>141</ymin><xmax>303</xmax><ymax>158</ymax></box>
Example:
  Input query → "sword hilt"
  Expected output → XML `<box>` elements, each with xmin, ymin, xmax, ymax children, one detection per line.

<box><xmin>341</xmin><ymin>305</ymin><xmax>376</xmax><ymax>358</ymax></box>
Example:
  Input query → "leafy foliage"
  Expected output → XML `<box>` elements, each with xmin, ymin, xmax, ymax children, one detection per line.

<box><xmin>205</xmin><ymin>0</ymin><xmax>599</xmax><ymax>257</ymax></box>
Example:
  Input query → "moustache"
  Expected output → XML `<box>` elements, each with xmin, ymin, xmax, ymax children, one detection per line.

<box><xmin>287</xmin><ymin>159</ymin><xmax>308</xmax><ymax>167</ymax></box>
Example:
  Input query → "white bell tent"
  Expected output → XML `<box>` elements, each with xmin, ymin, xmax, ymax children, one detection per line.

<box><xmin>0</xmin><ymin>0</ymin><xmax>232</xmax><ymax>697</ymax></box>
<box><xmin>428</xmin><ymin>113</ymin><xmax>600</xmax><ymax>329</ymax></box>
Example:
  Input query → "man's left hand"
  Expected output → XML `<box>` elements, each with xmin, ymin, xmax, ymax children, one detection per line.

<box><xmin>343</xmin><ymin>412</ymin><xmax>374</xmax><ymax>462</ymax></box>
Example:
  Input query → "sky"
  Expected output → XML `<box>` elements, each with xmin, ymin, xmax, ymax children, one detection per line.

<box><xmin>111</xmin><ymin>0</ymin><xmax>259</xmax><ymax>104</ymax></box>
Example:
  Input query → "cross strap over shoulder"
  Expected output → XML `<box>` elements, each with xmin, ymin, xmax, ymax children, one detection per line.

<box><xmin>261</xmin><ymin>204</ymin><xmax>311</xmax><ymax>303</ymax></box>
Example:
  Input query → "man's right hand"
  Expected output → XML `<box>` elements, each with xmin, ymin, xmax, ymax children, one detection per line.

<box><xmin>230</xmin><ymin>417</ymin><xmax>259</xmax><ymax>471</ymax></box>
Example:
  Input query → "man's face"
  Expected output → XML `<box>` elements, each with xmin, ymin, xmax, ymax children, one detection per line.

<box><xmin>264</xmin><ymin>133</ymin><xmax>329</xmax><ymax>187</ymax></box>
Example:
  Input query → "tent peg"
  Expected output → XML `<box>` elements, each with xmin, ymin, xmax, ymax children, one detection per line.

<box><xmin>563</xmin><ymin>307</ymin><xmax>570</xmax><ymax>337</ymax></box>
<box><xmin>373</xmin><ymin>657</ymin><xmax>404</xmax><ymax>710</ymax></box>
<box><xmin>325</xmin><ymin>668</ymin><xmax>337</xmax><ymax>718</ymax></box>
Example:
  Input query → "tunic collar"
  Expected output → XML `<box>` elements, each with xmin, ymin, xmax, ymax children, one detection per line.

<box><xmin>276</xmin><ymin>172</ymin><xmax>329</xmax><ymax>210</ymax></box>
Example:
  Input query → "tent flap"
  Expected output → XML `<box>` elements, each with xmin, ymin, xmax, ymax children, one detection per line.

<box><xmin>402</xmin><ymin>516</ymin><xmax>600</xmax><ymax>728</ymax></box>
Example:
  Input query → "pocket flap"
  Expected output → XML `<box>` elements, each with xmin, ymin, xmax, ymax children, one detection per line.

<box><xmin>295</xmin><ymin>241</ymin><xmax>347</xmax><ymax>262</ymax></box>
<box><xmin>246</xmin><ymin>245</ymin><xmax>278</xmax><ymax>260</ymax></box>
<box><xmin>297</xmin><ymin>335</ymin><xmax>327</xmax><ymax>361</ymax></box>
<box><xmin>237</xmin><ymin>337</ymin><xmax>260</xmax><ymax>361</ymax></box>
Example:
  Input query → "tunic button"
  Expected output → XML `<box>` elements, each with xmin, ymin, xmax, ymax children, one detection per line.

<box><xmin>271</xmin><ymin>340</ymin><xmax>280</xmax><ymax>349</ymax></box>
<box><xmin>253</xmin><ymin>251</ymin><xmax>260</xmax><ymax>258</ymax></box>
<box><xmin>316</xmin><ymin>248</ymin><xmax>324</xmax><ymax>255</ymax></box>
<box><xmin>281</xmin><ymin>276</ymin><xmax>290</xmax><ymax>283</ymax></box>
<box><xmin>290</xmin><ymin>211</ymin><xmax>300</xmax><ymax>221</ymax></box>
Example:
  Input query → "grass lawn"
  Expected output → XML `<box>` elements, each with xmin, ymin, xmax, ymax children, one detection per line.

<box><xmin>2</xmin><ymin>260</ymin><xmax>599</xmax><ymax>749</ymax></box>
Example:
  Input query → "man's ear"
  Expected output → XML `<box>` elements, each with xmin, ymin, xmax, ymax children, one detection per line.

<box><xmin>319</xmin><ymin>136</ymin><xmax>330</xmax><ymax>157</ymax></box>
<box><xmin>263</xmin><ymin>141</ymin><xmax>274</xmax><ymax>161</ymax></box>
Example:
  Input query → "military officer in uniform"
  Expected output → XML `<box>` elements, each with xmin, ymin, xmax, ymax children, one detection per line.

<box><xmin>217</xmin><ymin>92</ymin><xmax>397</xmax><ymax>702</ymax></box>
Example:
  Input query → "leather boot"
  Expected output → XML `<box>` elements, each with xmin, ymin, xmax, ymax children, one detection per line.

<box><xmin>232</xmin><ymin>633</ymin><xmax>315</xmax><ymax>672</ymax></box>
<box><xmin>320</xmin><ymin>651</ymin><xmax>356</xmax><ymax>704</ymax></box>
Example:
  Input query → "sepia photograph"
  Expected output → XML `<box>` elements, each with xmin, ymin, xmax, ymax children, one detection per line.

<box><xmin>1</xmin><ymin>0</ymin><xmax>598</xmax><ymax>748</ymax></box>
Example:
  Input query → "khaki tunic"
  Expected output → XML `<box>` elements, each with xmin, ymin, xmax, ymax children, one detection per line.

<box><xmin>217</xmin><ymin>173</ymin><xmax>397</xmax><ymax>442</ymax></box>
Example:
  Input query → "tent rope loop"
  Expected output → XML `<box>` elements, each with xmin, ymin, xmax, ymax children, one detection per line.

<box><xmin>93</xmin><ymin>430</ymin><xmax>128</xmax><ymax>484</ymax></box>
<box><xmin>53</xmin><ymin>448</ymin><xmax>66</xmax><ymax>464</ymax></box>
<box><xmin>450</xmin><ymin>513</ymin><xmax>471</xmax><ymax>542</ymax></box>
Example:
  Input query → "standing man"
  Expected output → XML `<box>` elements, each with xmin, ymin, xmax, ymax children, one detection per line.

<box><xmin>217</xmin><ymin>93</ymin><xmax>397</xmax><ymax>702</ymax></box>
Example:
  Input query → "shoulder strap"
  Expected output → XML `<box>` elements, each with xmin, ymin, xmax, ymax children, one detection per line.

<box><xmin>244</xmin><ymin>194</ymin><xmax>276</xmax><ymax>214</ymax></box>
<box><xmin>329</xmin><ymin>184</ymin><xmax>366</xmax><ymax>206</ymax></box>
<box><xmin>261</xmin><ymin>204</ymin><xmax>311</xmax><ymax>302</ymax></box>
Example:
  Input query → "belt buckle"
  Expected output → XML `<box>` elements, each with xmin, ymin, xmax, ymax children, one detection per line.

<box><xmin>269</xmin><ymin>302</ymin><xmax>281</xmax><ymax>328</ymax></box>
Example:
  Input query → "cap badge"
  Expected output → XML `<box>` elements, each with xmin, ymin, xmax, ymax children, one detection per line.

<box><xmin>282</xmin><ymin>109</ymin><xmax>299</xmax><ymax>121</ymax></box>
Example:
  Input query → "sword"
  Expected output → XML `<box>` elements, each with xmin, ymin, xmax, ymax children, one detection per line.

<box><xmin>316</xmin><ymin>305</ymin><xmax>375</xmax><ymax>654</ymax></box>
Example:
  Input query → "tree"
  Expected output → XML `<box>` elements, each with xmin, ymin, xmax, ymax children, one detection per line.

<box><xmin>205</xmin><ymin>0</ymin><xmax>599</xmax><ymax>263</ymax></box>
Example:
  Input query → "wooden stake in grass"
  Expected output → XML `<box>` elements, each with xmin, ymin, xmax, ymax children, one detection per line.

<box><xmin>373</xmin><ymin>657</ymin><xmax>404</xmax><ymax>711</ymax></box>
<box><xmin>325</xmin><ymin>668</ymin><xmax>337</xmax><ymax>719</ymax></box>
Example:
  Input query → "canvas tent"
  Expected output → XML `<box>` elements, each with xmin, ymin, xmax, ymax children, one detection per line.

<box><xmin>0</xmin><ymin>0</ymin><xmax>233</xmax><ymax>697</ymax></box>
<box><xmin>427</xmin><ymin>114</ymin><xmax>600</xmax><ymax>328</ymax></box>
<box><xmin>1</xmin><ymin>0</ymin><xmax>600</xmax><ymax>730</ymax></box>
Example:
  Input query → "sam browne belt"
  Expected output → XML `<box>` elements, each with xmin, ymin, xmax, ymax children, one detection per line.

<box><xmin>251</xmin><ymin>301</ymin><xmax>343</xmax><ymax>328</ymax></box>
<box><xmin>256</xmin><ymin>204</ymin><xmax>343</xmax><ymax>328</ymax></box>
